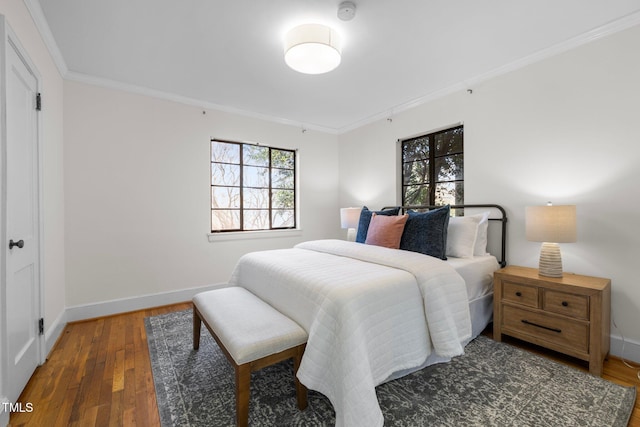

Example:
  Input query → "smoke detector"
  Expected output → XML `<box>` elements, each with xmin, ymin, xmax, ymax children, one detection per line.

<box><xmin>338</xmin><ymin>1</ymin><xmax>356</xmax><ymax>21</ymax></box>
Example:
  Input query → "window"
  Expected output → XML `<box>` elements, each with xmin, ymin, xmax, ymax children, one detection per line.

<box><xmin>211</xmin><ymin>139</ymin><xmax>296</xmax><ymax>232</ymax></box>
<box><xmin>401</xmin><ymin>125</ymin><xmax>463</xmax><ymax>206</ymax></box>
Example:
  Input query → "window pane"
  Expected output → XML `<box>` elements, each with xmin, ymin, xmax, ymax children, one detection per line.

<box><xmin>403</xmin><ymin>184</ymin><xmax>430</xmax><ymax>206</ymax></box>
<box><xmin>212</xmin><ymin>210</ymin><xmax>240</xmax><ymax>231</ymax></box>
<box><xmin>435</xmin><ymin>128</ymin><xmax>463</xmax><ymax>156</ymax></box>
<box><xmin>211</xmin><ymin>140</ymin><xmax>297</xmax><ymax>233</ymax></box>
<box><xmin>272</xmin><ymin>189</ymin><xmax>294</xmax><ymax>209</ymax></box>
<box><xmin>402</xmin><ymin>137</ymin><xmax>430</xmax><ymax>162</ymax></box>
<box><xmin>244</xmin><ymin>188</ymin><xmax>269</xmax><ymax>209</ymax></box>
<box><xmin>435</xmin><ymin>182</ymin><xmax>463</xmax><ymax>206</ymax></box>
<box><xmin>272</xmin><ymin>168</ymin><xmax>294</xmax><ymax>189</ymax></box>
<box><xmin>272</xmin><ymin>149</ymin><xmax>294</xmax><ymax>169</ymax></box>
<box><xmin>211</xmin><ymin>141</ymin><xmax>240</xmax><ymax>163</ymax></box>
<box><xmin>243</xmin><ymin>210</ymin><xmax>269</xmax><ymax>230</ymax></box>
<box><xmin>272</xmin><ymin>209</ymin><xmax>295</xmax><ymax>228</ymax></box>
<box><xmin>243</xmin><ymin>166</ymin><xmax>269</xmax><ymax>187</ymax></box>
<box><xmin>435</xmin><ymin>154</ymin><xmax>463</xmax><ymax>182</ymax></box>
<box><xmin>243</xmin><ymin>145</ymin><xmax>269</xmax><ymax>167</ymax></box>
<box><xmin>212</xmin><ymin>187</ymin><xmax>240</xmax><ymax>209</ymax></box>
<box><xmin>403</xmin><ymin>160</ymin><xmax>429</xmax><ymax>185</ymax></box>
<box><xmin>211</xmin><ymin>163</ymin><xmax>240</xmax><ymax>186</ymax></box>
<box><xmin>400</xmin><ymin>126</ymin><xmax>462</xmax><ymax>207</ymax></box>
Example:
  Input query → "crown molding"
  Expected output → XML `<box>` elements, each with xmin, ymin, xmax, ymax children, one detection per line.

<box><xmin>22</xmin><ymin>0</ymin><xmax>68</xmax><ymax>76</ymax></box>
<box><xmin>335</xmin><ymin>82</ymin><xmax>467</xmax><ymax>134</ymax></box>
<box><xmin>64</xmin><ymin>70</ymin><xmax>340</xmax><ymax>134</ymax></box>
<box><xmin>462</xmin><ymin>10</ymin><xmax>640</xmax><ymax>89</ymax></box>
<box><xmin>336</xmin><ymin>10</ymin><xmax>640</xmax><ymax>134</ymax></box>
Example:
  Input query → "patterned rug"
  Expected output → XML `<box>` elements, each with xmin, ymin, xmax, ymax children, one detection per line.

<box><xmin>145</xmin><ymin>310</ymin><xmax>636</xmax><ymax>426</ymax></box>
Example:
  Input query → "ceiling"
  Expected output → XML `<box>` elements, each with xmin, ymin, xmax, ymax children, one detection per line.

<box><xmin>35</xmin><ymin>0</ymin><xmax>640</xmax><ymax>133</ymax></box>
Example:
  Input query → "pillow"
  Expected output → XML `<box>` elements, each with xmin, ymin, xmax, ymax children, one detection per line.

<box><xmin>356</xmin><ymin>206</ymin><xmax>401</xmax><ymax>243</ymax></box>
<box><xmin>399</xmin><ymin>205</ymin><xmax>450</xmax><ymax>260</ymax></box>
<box><xmin>473</xmin><ymin>211</ymin><xmax>491</xmax><ymax>256</ymax></box>
<box><xmin>447</xmin><ymin>215</ymin><xmax>482</xmax><ymax>258</ymax></box>
<box><xmin>365</xmin><ymin>213</ymin><xmax>408</xmax><ymax>249</ymax></box>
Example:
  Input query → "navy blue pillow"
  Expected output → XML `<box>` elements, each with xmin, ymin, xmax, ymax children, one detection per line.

<box><xmin>355</xmin><ymin>206</ymin><xmax>401</xmax><ymax>243</ymax></box>
<box><xmin>399</xmin><ymin>205</ymin><xmax>450</xmax><ymax>260</ymax></box>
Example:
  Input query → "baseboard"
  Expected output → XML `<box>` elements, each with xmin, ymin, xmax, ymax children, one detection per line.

<box><xmin>610</xmin><ymin>334</ymin><xmax>640</xmax><ymax>364</ymax></box>
<box><xmin>40</xmin><ymin>283</ymin><xmax>230</xmax><ymax>365</ymax></box>
<box><xmin>44</xmin><ymin>309</ymin><xmax>67</xmax><ymax>358</ymax></box>
<box><xmin>65</xmin><ymin>283</ymin><xmax>230</xmax><ymax>323</ymax></box>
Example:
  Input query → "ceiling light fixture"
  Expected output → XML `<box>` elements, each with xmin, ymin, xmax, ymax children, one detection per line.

<box><xmin>284</xmin><ymin>24</ymin><xmax>342</xmax><ymax>75</ymax></box>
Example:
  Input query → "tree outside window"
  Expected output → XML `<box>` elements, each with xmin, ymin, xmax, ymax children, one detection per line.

<box><xmin>401</xmin><ymin>126</ymin><xmax>463</xmax><ymax>206</ymax></box>
<box><xmin>211</xmin><ymin>140</ymin><xmax>296</xmax><ymax>232</ymax></box>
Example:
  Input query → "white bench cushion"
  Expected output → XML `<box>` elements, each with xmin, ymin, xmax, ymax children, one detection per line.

<box><xmin>193</xmin><ymin>287</ymin><xmax>307</xmax><ymax>365</ymax></box>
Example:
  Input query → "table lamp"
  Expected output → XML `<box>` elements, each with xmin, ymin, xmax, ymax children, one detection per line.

<box><xmin>340</xmin><ymin>207</ymin><xmax>362</xmax><ymax>241</ymax></box>
<box><xmin>525</xmin><ymin>204</ymin><xmax>577</xmax><ymax>278</ymax></box>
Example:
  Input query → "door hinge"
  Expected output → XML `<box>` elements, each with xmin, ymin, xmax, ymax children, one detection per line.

<box><xmin>36</xmin><ymin>93</ymin><xmax>42</xmax><ymax>111</ymax></box>
<box><xmin>38</xmin><ymin>318</ymin><xmax>44</xmax><ymax>335</ymax></box>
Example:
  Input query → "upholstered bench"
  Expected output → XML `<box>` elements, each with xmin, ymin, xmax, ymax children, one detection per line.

<box><xmin>193</xmin><ymin>287</ymin><xmax>308</xmax><ymax>427</ymax></box>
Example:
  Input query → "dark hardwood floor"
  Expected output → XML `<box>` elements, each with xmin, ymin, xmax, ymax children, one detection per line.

<box><xmin>9</xmin><ymin>303</ymin><xmax>640</xmax><ymax>426</ymax></box>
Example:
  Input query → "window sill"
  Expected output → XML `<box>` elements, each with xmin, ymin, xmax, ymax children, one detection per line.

<box><xmin>207</xmin><ymin>228</ymin><xmax>303</xmax><ymax>243</ymax></box>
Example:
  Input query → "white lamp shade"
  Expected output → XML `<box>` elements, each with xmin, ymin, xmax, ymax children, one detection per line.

<box><xmin>284</xmin><ymin>24</ymin><xmax>342</xmax><ymax>74</ymax></box>
<box><xmin>340</xmin><ymin>207</ymin><xmax>361</xmax><ymax>229</ymax></box>
<box><xmin>526</xmin><ymin>205</ymin><xmax>577</xmax><ymax>243</ymax></box>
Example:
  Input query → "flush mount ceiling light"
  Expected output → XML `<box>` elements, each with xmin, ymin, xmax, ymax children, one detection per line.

<box><xmin>284</xmin><ymin>24</ymin><xmax>342</xmax><ymax>75</ymax></box>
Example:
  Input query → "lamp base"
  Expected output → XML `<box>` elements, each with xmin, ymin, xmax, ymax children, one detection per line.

<box><xmin>538</xmin><ymin>242</ymin><xmax>563</xmax><ymax>278</ymax></box>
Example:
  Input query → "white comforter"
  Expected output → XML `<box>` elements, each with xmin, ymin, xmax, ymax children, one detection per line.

<box><xmin>228</xmin><ymin>239</ymin><xmax>471</xmax><ymax>427</ymax></box>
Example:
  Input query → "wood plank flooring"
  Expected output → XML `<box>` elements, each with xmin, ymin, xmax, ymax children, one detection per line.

<box><xmin>9</xmin><ymin>303</ymin><xmax>640</xmax><ymax>426</ymax></box>
<box><xmin>9</xmin><ymin>303</ymin><xmax>190</xmax><ymax>427</ymax></box>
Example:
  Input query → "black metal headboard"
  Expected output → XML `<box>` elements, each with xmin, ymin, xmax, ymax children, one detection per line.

<box><xmin>381</xmin><ymin>204</ymin><xmax>508</xmax><ymax>267</ymax></box>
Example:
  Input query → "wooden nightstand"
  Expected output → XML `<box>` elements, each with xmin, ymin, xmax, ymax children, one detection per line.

<box><xmin>493</xmin><ymin>265</ymin><xmax>611</xmax><ymax>376</ymax></box>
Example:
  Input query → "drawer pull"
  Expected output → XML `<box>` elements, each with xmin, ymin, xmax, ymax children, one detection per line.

<box><xmin>515</xmin><ymin>291</ymin><xmax>522</xmax><ymax>297</ymax></box>
<box><xmin>521</xmin><ymin>319</ymin><xmax>562</xmax><ymax>333</ymax></box>
<box><xmin>562</xmin><ymin>301</ymin><xmax>568</xmax><ymax>307</ymax></box>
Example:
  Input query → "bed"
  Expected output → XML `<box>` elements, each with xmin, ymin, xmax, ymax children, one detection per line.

<box><xmin>227</xmin><ymin>204</ymin><xmax>507</xmax><ymax>427</ymax></box>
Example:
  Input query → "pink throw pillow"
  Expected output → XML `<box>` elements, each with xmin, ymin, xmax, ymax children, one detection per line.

<box><xmin>365</xmin><ymin>213</ymin><xmax>408</xmax><ymax>249</ymax></box>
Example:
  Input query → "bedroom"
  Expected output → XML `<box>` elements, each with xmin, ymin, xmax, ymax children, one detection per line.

<box><xmin>1</xmin><ymin>0</ymin><xmax>639</xmax><ymax>425</ymax></box>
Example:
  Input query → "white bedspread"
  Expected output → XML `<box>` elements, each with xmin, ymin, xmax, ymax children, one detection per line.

<box><xmin>228</xmin><ymin>239</ymin><xmax>471</xmax><ymax>427</ymax></box>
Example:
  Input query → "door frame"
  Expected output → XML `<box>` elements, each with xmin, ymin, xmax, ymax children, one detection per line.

<box><xmin>0</xmin><ymin>14</ymin><xmax>46</xmax><ymax>403</ymax></box>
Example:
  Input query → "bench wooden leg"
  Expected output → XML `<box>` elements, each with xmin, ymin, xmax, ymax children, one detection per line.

<box><xmin>235</xmin><ymin>363</ymin><xmax>251</xmax><ymax>427</ymax></box>
<box><xmin>193</xmin><ymin>307</ymin><xmax>202</xmax><ymax>350</ymax></box>
<box><xmin>292</xmin><ymin>344</ymin><xmax>308</xmax><ymax>410</ymax></box>
<box><xmin>193</xmin><ymin>295</ymin><xmax>308</xmax><ymax>425</ymax></box>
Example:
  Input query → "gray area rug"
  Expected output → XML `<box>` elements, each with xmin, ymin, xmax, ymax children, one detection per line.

<box><xmin>145</xmin><ymin>310</ymin><xmax>636</xmax><ymax>426</ymax></box>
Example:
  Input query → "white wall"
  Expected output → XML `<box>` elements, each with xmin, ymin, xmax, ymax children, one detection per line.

<box><xmin>64</xmin><ymin>81</ymin><xmax>341</xmax><ymax>309</ymax></box>
<box><xmin>339</xmin><ymin>25</ymin><xmax>640</xmax><ymax>360</ymax></box>
<box><xmin>0</xmin><ymin>2</ymin><xmax>66</xmax><ymax>421</ymax></box>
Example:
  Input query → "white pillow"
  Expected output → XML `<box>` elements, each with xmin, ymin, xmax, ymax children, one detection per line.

<box><xmin>446</xmin><ymin>215</ymin><xmax>482</xmax><ymax>258</ymax></box>
<box><xmin>473</xmin><ymin>212</ymin><xmax>491</xmax><ymax>256</ymax></box>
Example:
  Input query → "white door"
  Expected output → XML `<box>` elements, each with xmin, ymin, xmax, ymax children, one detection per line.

<box><xmin>4</xmin><ymin>36</ymin><xmax>42</xmax><ymax>403</ymax></box>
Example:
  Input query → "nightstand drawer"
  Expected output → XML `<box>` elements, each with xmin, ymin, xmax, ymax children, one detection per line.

<box><xmin>502</xmin><ymin>305</ymin><xmax>589</xmax><ymax>353</ymax></box>
<box><xmin>543</xmin><ymin>290</ymin><xmax>589</xmax><ymax>320</ymax></box>
<box><xmin>502</xmin><ymin>281</ymin><xmax>538</xmax><ymax>308</ymax></box>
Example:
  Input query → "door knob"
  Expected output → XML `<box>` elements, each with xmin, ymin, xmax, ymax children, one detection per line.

<box><xmin>9</xmin><ymin>239</ymin><xmax>24</xmax><ymax>249</ymax></box>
